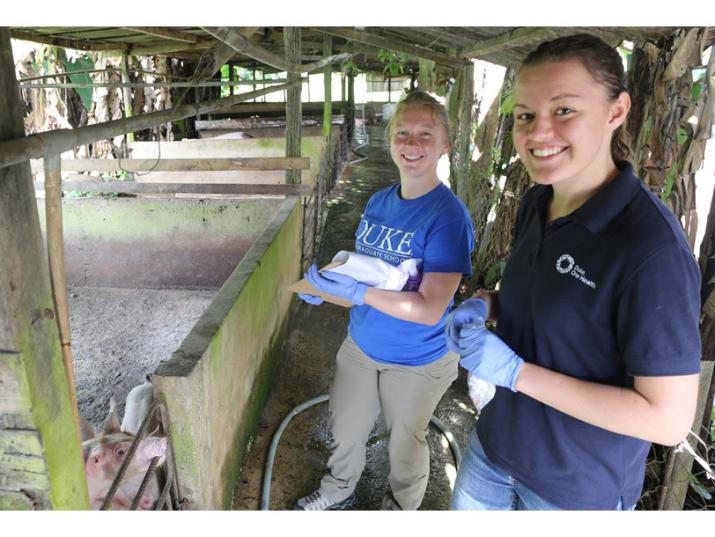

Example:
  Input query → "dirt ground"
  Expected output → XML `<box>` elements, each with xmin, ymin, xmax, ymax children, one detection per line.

<box><xmin>231</xmin><ymin>127</ymin><xmax>477</xmax><ymax>511</ymax></box>
<box><xmin>69</xmin><ymin>286</ymin><xmax>216</xmax><ymax>429</ymax></box>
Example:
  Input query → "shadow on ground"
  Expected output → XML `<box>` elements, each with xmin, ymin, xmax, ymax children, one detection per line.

<box><xmin>232</xmin><ymin>127</ymin><xmax>477</xmax><ymax>511</ymax></box>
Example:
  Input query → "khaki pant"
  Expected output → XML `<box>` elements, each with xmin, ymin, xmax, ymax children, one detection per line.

<box><xmin>319</xmin><ymin>335</ymin><xmax>459</xmax><ymax>510</ymax></box>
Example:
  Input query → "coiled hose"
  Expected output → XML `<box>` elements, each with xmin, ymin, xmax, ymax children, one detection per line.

<box><xmin>260</xmin><ymin>393</ymin><xmax>462</xmax><ymax>510</ymax></box>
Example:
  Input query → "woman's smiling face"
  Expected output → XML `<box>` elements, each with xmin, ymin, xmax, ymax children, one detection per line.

<box><xmin>389</xmin><ymin>104</ymin><xmax>450</xmax><ymax>183</ymax></box>
<box><xmin>512</xmin><ymin>59</ymin><xmax>627</xmax><ymax>190</ymax></box>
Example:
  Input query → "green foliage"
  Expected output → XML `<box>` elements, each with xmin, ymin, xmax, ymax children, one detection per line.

<box><xmin>484</xmin><ymin>260</ymin><xmax>506</xmax><ymax>289</ymax></box>
<box><xmin>689</xmin><ymin>472</ymin><xmax>712</xmax><ymax>501</ymax></box>
<box><xmin>660</xmin><ymin>162</ymin><xmax>678</xmax><ymax>202</ymax></box>
<box><xmin>617</xmin><ymin>42</ymin><xmax>633</xmax><ymax>72</ymax></box>
<box><xmin>499</xmin><ymin>88</ymin><xmax>514</xmax><ymax>116</ymax></box>
<box><xmin>61</xmin><ymin>53</ymin><xmax>95</xmax><ymax>110</ymax></box>
<box><xmin>678</xmin><ymin>127</ymin><xmax>689</xmax><ymax>146</ymax></box>
<box><xmin>378</xmin><ymin>49</ymin><xmax>409</xmax><ymax>77</ymax></box>
<box><xmin>341</xmin><ymin>58</ymin><xmax>360</xmax><ymax>76</ymax></box>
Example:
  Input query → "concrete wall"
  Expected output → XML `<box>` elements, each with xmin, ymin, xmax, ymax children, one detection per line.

<box><xmin>36</xmin><ymin>197</ymin><xmax>282</xmax><ymax>289</ymax></box>
<box><xmin>129</xmin><ymin>136</ymin><xmax>325</xmax><ymax>186</ymax></box>
<box><xmin>152</xmin><ymin>197</ymin><xmax>303</xmax><ymax>509</ymax></box>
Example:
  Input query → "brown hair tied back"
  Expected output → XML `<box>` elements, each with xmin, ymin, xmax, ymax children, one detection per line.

<box><xmin>520</xmin><ymin>33</ymin><xmax>632</xmax><ymax>163</ymax></box>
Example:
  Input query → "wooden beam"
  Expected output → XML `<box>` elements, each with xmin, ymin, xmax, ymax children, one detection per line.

<box><xmin>30</xmin><ymin>157</ymin><xmax>311</xmax><ymax>173</ymax></box>
<box><xmin>33</xmin><ymin>180</ymin><xmax>312</xmax><ymax>196</ymax></box>
<box><xmin>314</xmin><ymin>27</ymin><xmax>465</xmax><ymax>69</ymax></box>
<box><xmin>284</xmin><ymin>27</ymin><xmax>302</xmax><ymax>185</ymax></box>
<box><xmin>460</xmin><ymin>27</ymin><xmax>567</xmax><ymax>59</ymax></box>
<box><xmin>10</xmin><ymin>29</ymin><xmax>121</xmax><ymax>52</ymax></box>
<box><xmin>121</xmin><ymin>53</ymin><xmax>134</xmax><ymax>145</ymax></box>
<box><xmin>188</xmin><ymin>27</ymin><xmax>260</xmax><ymax>84</ymax></box>
<box><xmin>0</xmin><ymin>28</ymin><xmax>89</xmax><ymax>509</ymax></box>
<box><xmin>124</xmin><ymin>27</ymin><xmax>201</xmax><ymax>44</ymax></box>
<box><xmin>17</xmin><ymin>79</ymin><xmax>292</xmax><ymax>89</ymax></box>
<box><xmin>202</xmin><ymin>27</ymin><xmax>353</xmax><ymax>74</ymax></box>
<box><xmin>323</xmin><ymin>35</ymin><xmax>333</xmax><ymax>139</ymax></box>
<box><xmin>0</xmin><ymin>79</ymin><xmax>303</xmax><ymax>171</ymax></box>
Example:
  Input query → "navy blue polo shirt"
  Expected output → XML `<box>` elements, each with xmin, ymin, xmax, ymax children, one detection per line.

<box><xmin>477</xmin><ymin>162</ymin><xmax>701</xmax><ymax>510</ymax></box>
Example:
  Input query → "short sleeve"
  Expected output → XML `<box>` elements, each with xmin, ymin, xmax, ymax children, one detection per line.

<box><xmin>422</xmin><ymin>209</ymin><xmax>474</xmax><ymax>275</ymax></box>
<box><xmin>616</xmin><ymin>243</ymin><xmax>702</xmax><ymax>376</ymax></box>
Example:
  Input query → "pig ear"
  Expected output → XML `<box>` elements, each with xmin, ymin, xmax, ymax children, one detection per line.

<box><xmin>79</xmin><ymin>413</ymin><xmax>95</xmax><ymax>442</ymax></box>
<box><xmin>103</xmin><ymin>397</ymin><xmax>122</xmax><ymax>434</ymax></box>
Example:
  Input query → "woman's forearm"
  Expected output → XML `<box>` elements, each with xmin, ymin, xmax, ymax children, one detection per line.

<box><xmin>515</xmin><ymin>362</ymin><xmax>699</xmax><ymax>446</ymax></box>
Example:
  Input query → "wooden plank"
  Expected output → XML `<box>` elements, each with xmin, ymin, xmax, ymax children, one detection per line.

<box><xmin>33</xmin><ymin>181</ymin><xmax>312</xmax><ymax>196</ymax></box>
<box><xmin>202</xmin><ymin>27</ymin><xmax>352</xmax><ymax>74</ymax></box>
<box><xmin>0</xmin><ymin>459</ymin><xmax>51</xmax><ymax>489</ymax></box>
<box><xmin>0</xmin><ymin>430</ymin><xmax>44</xmax><ymax>456</ymax></box>
<box><xmin>10</xmin><ymin>29</ymin><xmax>121</xmax><ymax>52</ymax></box>
<box><xmin>0</xmin><ymin>490</ymin><xmax>38</xmax><ymax>510</ymax></box>
<box><xmin>314</xmin><ymin>27</ymin><xmax>465</xmax><ymax>68</ymax></box>
<box><xmin>30</xmin><ymin>157</ymin><xmax>311</xmax><ymax>173</ymax></box>
<box><xmin>0</xmin><ymin>352</ymin><xmax>33</xmax><ymax>430</ymax></box>
<box><xmin>125</xmin><ymin>27</ymin><xmax>201</xmax><ymax>44</ymax></box>
<box><xmin>460</xmin><ymin>27</ymin><xmax>562</xmax><ymax>58</ymax></box>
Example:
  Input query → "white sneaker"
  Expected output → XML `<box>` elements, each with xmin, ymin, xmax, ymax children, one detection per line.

<box><xmin>293</xmin><ymin>490</ymin><xmax>356</xmax><ymax>511</ymax></box>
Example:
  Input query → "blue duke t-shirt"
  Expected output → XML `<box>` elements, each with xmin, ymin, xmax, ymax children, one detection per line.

<box><xmin>348</xmin><ymin>182</ymin><xmax>474</xmax><ymax>366</ymax></box>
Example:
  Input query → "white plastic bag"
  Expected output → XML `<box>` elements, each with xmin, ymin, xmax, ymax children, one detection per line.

<box><xmin>329</xmin><ymin>251</ymin><xmax>422</xmax><ymax>291</ymax></box>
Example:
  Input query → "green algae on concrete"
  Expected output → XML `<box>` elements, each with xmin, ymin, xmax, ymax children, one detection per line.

<box><xmin>153</xmin><ymin>198</ymin><xmax>303</xmax><ymax>508</ymax></box>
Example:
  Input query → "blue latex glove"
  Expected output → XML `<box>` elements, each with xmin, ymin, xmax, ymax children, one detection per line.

<box><xmin>305</xmin><ymin>264</ymin><xmax>368</xmax><ymax>306</ymax></box>
<box><xmin>444</xmin><ymin>298</ymin><xmax>488</xmax><ymax>353</ymax></box>
<box><xmin>457</xmin><ymin>325</ymin><xmax>524</xmax><ymax>392</ymax></box>
<box><xmin>298</xmin><ymin>293</ymin><xmax>324</xmax><ymax>306</ymax></box>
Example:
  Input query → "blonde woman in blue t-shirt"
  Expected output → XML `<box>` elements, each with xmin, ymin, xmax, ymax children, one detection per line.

<box><xmin>294</xmin><ymin>91</ymin><xmax>474</xmax><ymax>510</ymax></box>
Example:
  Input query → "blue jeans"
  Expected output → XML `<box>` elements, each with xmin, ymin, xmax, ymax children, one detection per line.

<box><xmin>450</xmin><ymin>429</ymin><xmax>634</xmax><ymax>510</ymax></box>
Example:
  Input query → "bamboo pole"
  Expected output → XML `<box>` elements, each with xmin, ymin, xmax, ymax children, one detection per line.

<box><xmin>0</xmin><ymin>79</ymin><xmax>303</xmax><ymax>171</ymax></box>
<box><xmin>121</xmin><ymin>53</ymin><xmax>134</xmax><ymax>145</ymax></box>
<box><xmin>43</xmin><ymin>154</ymin><xmax>82</xmax><ymax>448</ymax></box>
<box><xmin>284</xmin><ymin>27</ymin><xmax>302</xmax><ymax>185</ymax></box>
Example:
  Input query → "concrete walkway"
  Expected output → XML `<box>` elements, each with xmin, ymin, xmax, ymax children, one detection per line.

<box><xmin>232</xmin><ymin>126</ymin><xmax>477</xmax><ymax>511</ymax></box>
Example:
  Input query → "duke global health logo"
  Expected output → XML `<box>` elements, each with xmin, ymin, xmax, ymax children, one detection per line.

<box><xmin>555</xmin><ymin>254</ymin><xmax>597</xmax><ymax>289</ymax></box>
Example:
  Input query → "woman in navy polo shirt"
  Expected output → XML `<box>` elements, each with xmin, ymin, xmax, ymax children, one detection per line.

<box><xmin>446</xmin><ymin>34</ymin><xmax>702</xmax><ymax>510</ymax></box>
<box><xmin>294</xmin><ymin>91</ymin><xmax>474</xmax><ymax>510</ymax></box>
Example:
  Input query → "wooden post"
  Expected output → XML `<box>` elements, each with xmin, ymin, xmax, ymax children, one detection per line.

<box><xmin>0</xmin><ymin>28</ymin><xmax>89</xmax><ymax>510</ymax></box>
<box><xmin>284</xmin><ymin>27</ymin><xmax>302</xmax><ymax>185</ymax></box>
<box><xmin>450</xmin><ymin>62</ymin><xmax>474</xmax><ymax>199</ymax></box>
<box><xmin>387</xmin><ymin>72</ymin><xmax>392</xmax><ymax>103</ymax></box>
<box><xmin>120</xmin><ymin>52</ymin><xmax>134</xmax><ymax>146</ymax></box>
<box><xmin>322</xmin><ymin>36</ymin><xmax>333</xmax><ymax>139</ymax></box>
<box><xmin>347</xmin><ymin>71</ymin><xmax>355</xmax><ymax>145</ymax></box>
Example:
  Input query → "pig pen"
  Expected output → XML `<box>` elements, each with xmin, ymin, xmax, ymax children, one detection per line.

<box><xmin>36</xmin><ymin>193</ymin><xmax>303</xmax><ymax>509</ymax></box>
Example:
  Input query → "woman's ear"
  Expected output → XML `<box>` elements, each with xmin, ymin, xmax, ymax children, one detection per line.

<box><xmin>608</xmin><ymin>91</ymin><xmax>631</xmax><ymax>131</ymax></box>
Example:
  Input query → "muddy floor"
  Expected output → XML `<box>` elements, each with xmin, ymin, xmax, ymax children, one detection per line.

<box><xmin>69</xmin><ymin>286</ymin><xmax>216</xmax><ymax>428</ymax></box>
<box><xmin>231</xmin><ymin>127</ymin><xmax>477</xmax><ymax>511</ymax></box>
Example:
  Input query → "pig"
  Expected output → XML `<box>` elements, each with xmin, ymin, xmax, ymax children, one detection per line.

<box><xmin>208</xmin><ymin>130</ymin><xmax>254</xmax><ymax>140</ymax></box>
<box><xmin>82</xmin><ymin>398</ymin><xmax>167</xmax><ymax>510</ymax></box>
<box><xmin>121</xmin><ymin>377</ymin><xmax>154</xmax><ymax>435</ymax></box>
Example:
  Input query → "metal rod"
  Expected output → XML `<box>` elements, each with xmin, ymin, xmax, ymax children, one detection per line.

<box><xmin>17</xmin><ymin>79</ymin><xmax>293</xmax><ymax>89</ymax></box>
<box><xmin>100</xmin><ymin>401</ymin><xmax>159</xmax><ymax>510</ymax></box>
<box><xmin>43</xmin><ymin>154</ymin><xmax>83</xmax><ymax>449</ymax></box>
<box><xmin>129</xmin><ymin>457</ymin><xmax>160</xmax><ymax>510</ymax></box>
<box><xmin>0</xmin><ymin>79</ymin><xmax>303</xmax><ymax>171</ymax></box>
